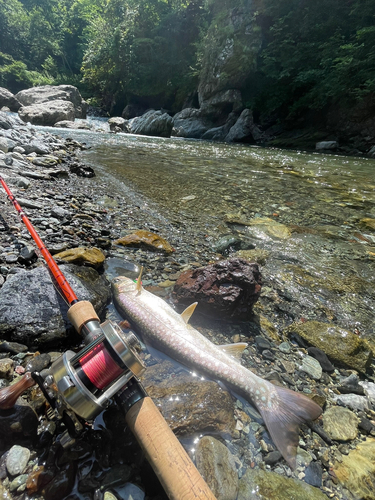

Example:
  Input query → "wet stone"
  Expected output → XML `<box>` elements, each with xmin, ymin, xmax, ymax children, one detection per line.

<box><xmin>337</xmin><ymin>373</ymin><xmax>365</xmax><ymax>395</ymax></box>
<box><xmin>278</xmin><ymin>341</ymin><xmax>292</xmax><ymax>354</ymax></box>
<box><xmin>287</xmin><ymin>321</ymin><xmax>372</xmax><ymax>374</ymax></box>
<box><xmin>322</xmin><ymin>406</ymin><xmax>359</xmax><ymax>441</ymax></box>
<box><xmin>334</xmin><ymin>438</ymin><xmax>375</xmax><ymax>500</ymax></box>
<box><xmin>6</xmin><ymin>445</ymin><xmax>30</xmax><ymax>475</ymax></box>
<box><xmin>54</xmin><ymin>246</ymin><xmax>106</xmax><ymax>269</ymax></box>
<box><xmin>25</xmin><ymin>353</ymin><xmax>51</xmax><ymax>372</ymax></box>
<box><xmin>333</xmin><ymin>393</ymin><xmax>370</xmax><ymax>411</ymax></box>
<box><xmin>0</xmin><ymin>358</ymin><xmax>14</xmax><ymax>379</ymax></box>
<box><xmin>304</xmin><ymin>461</ymin><xmax>323</xmax><ymax>488</ymax></box>
<box><xmin>264</xmin><ymin>450</ymin><xmax>282</xmax><ymax>465</ymax></box>
<box><xmin>116</xmin><ymin>483</ymin><xmax>145</xmax><ymax>500</ymax></box>
<box><xmin>307</xmin><ymin>347</ymin><xmax>334</xmax><ymax>372</ymax></box>
<box><xmin>9</xmin><ymin>474</ymin><xmax>28</xmax><ymax>492</ymax></box>
<box><xmin>255</xmin><ymin>336</ymin><xmax>272</xmax><ymax>352</ymax></box>
<box><xmin>196</xmin><ymin>436</ymin><xmax>238</xmax><ymax>500</ymax></box>
<box><xmin>237</xmin><ymin>468</ymin><xmax>327</xmax><ymax>500</ymax></box>
<box><xmin>299</xmin><ymin>355</ymin><xmax>322</xmax><ymax>380</ymax></box>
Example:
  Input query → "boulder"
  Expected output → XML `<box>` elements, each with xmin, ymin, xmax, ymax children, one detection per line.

<box><xmin>15</xmin><ymin>85</ymin><xmax>87</xmax><ymax>118</ymax></box>
<box><xmin>172</xmin><ymin>108</ymin><xmax>213</xmax><ymax>139</ymax></box>
<box><xmin>54</xmin><ymin>120</ymin><xmax>92</xmax><ymax>130</ymax></box>
<box><xmin>0</xmin><ymin>264</ymin><xmax>110</xmax><ymax>346</ymax></box>
<box><xmin>0</xmin><ymin>110</ymin><xmax>23</xmax><ymax>130</ymax></box>
<box><xmin>0</xmin><ymin>87</ymin><xmax>21</xmax><ymax>112</ymax></box>
<box><xmin>108</xmin><ymin>116</ymin><xmax>130</xmax><ymax>132</ymax></box>
<box><xmin>315</xmin><ymin>141</ymin><xmax>338</xmax><ymax>151</ymax></box>
<box><xmin>128</xmin><ymin>109</ymin><xmax>173</xmax><ymax>137</ymax></box>
<box><xmin>172</xmin><ymin>257</ymin><xmax>262</xmax><ymax>320</ymax></box>
<box><xmin>368</xmin><ymin>145</ymin><xmax>375</xmax><ymax>158</ymax></box>
<box><xmin>18</xmin><ymin>100</ymin><xmax>75</xmax><ymax>126</ymax></box>
<box><xmin>225</xmin><ymin>108</ymin><xmax>263</xmax><ymax>143</ymax></box>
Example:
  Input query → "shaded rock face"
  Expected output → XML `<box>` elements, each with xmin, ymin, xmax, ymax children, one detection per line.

<box><xmin>0</xmin><ymin>88</ymin><xmax>21</xmax><ymax>112</ymax></box>
<box><xmin>18</xmin><ymin>100</ymin><xmax>75</xmax><ymax>126</ymax></box>
<box><xmin>15</xmin><ymin>85</ymin><xmax>87</xmax><ymax>118</ymax></box>
<box><xmin>225</xmin><ymin>109</ymin><xmax>264</xmax><ymax>143</ymax></box>
<box><xmin>172</xmin><ymin>257</ymin><xmax>262</xmax><ymax>320</ymax></box>
<box><xmin>198</xmin><ymin>5</ymin><xmax>261</xmax><ymax>113</ymax></box>
<box><xmin>0</xmin><ymin>264</ymin><xmax>110</xmax><ymax>346</ymax></box>
<box><xmin>172</xmin><ymin>108</ymin><xmax>213</xmax><ymax>139</ymax></box>
<box><xmin>128</xmin><ymin>109</ymin><xmax>173</xmax><ymax>137</ymax></box>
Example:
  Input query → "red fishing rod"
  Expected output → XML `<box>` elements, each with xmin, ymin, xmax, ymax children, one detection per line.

<box><xmin>0</xmin><ymin>175</ymin><xmax>216</xmax><ymax>500</ymax></box>
<box><xmin>0</xmin><ymin>175</ymin><xmax>78</xmax><ymax>306</ymax></box>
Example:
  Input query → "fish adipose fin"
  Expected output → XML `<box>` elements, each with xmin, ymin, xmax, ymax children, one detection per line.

<box><xmin>217</xmin><ymin>343</ymin><xmax>248</xmax><ymax>361</ymax></box>
<box><xmin>258</xmin><ymin>384</ymin><xmax>322</xmax><ymax>469</ymax></box>
<box><xmin>180</xmin><ymin>303</ymin><xmax>198</xmax><ymax>324</ymax></box>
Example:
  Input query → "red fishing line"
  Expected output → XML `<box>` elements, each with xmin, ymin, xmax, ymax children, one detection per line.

<box><xmin>79</xmin><ymin>343</ymin><xmax>123</xmax><ymax>390</ymax></box>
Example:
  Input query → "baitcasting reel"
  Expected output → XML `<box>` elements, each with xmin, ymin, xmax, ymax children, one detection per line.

<box><xmin>39</xmin><ymin>316</ymin><xmax>146</xmax><ymax>446</ymax></box>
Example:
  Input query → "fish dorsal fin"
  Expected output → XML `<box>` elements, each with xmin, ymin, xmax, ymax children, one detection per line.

<box><xmin>181</xmin><ymin>302</ymin><xmax>198</xmax><ymax>324</ymax></box>
<box><xmin>218</xmin><ymin>343</ymin><xmax>248</xmax><ymax>361</ymax></box>
<box><xmin>136</xmin><ymin>266</ymin><xmax>143</xmax><ymax>295</ymax></box>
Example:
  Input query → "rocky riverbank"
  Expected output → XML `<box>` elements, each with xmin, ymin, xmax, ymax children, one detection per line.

<box><xmin>1</xmin><ymin>110</ymin><xmax>375</xmax><ymax>500</ymax></box>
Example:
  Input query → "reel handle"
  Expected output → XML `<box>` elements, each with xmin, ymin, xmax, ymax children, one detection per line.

<box><xmin>0</xmin><ymin>372</ymin><xmax>35</xmax><ymax>410</ymax></box>
<box><xmin>126</xmin><ymin>396</ymin><xmax>216</xmax><ymax>500</ymax></box>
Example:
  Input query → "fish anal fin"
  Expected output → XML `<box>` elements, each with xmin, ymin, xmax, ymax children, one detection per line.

<box><xmin>136</xmin><ymin>266</ymin><xmax>144</xmax><ymax>295</ymax></box>
<box><xmin>218</xmin><ymin>342</ymin><xmax>248</xmax><ymax>361</ymax></box>
<box><xmin>258</xmin><ymin>384</ymin><xmax>322</xmax><ymax>469</ymax></box>
<box><xmin>181</xmin><ymin>302</ymin><xmax>198</xmax><ymax>324</ymax></box>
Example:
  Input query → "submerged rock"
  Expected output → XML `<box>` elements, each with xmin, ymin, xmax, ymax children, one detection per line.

<box><xmin>114</xmin><ymin>230</ymin><xmax>174</xmax><ymax>254</ymax></box>
<box><xmin>142</xmin><ymin>361</ymin><xmax>236</xmax><ymax>436</ymax></box>
<box><xmin>172</xmin><ymin>258</ymin><xmax>262</xmax><ymax>320</ymax></box>
<box><xmin>0</xmin><ymin>264</ymin><xmax>110</xmax><ymax>346</ymax></box>
<box><xmin>6</xmin><ymin>445</ymin><xmax>30</xmax><ymax>476</ymax></box>
<box><xmin>0</xmin><ymin>399</ymin><xmax>38</xmax><ymax>445</ymax></box>
<box><xmin>237</xmin><ymin>468</ymin><xmax>327</xmax><ymax>500</ymax></box>
<box><xmin>286</xmin><ymin>321</ymin><xmax>372</xmax><ymax>373</ymax></box>
<box><xmin>322</xmin><ymin>406</ymin><xmax>359</xmax><ymax>441</ymax></box>
<box><xmin>334</xmin><ymin>438</ymin><xmax>375</xmax><ymax>500</ymax></box>
<box><xmin>195</xmin><ymin>436</ymin><xmax>238</xmax><ymax>500</ymax></box>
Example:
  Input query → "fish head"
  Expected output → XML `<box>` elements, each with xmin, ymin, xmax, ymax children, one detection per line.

<box><xmin>111</xmin><ymin>275</ymin><xmax>137</xmax><ymax>296</ymax></box>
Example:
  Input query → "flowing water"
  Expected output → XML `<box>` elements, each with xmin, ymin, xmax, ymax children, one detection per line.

<box><xmin>50</xmin><ymin>126</ymin><xmax>375</xmax><ymax>342</ymax></box>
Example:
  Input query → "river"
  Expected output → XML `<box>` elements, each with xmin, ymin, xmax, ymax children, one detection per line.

<box><xmin>48</xmin><ymin>125</ymin><xmax>375</xmax><ymax>343</ymax></box>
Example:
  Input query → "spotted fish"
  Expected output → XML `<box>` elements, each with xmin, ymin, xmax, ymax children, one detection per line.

<box><xmin>112</xmin><ymin>274</ymin><xmax>322</xmax><ymax>468</ymax></box>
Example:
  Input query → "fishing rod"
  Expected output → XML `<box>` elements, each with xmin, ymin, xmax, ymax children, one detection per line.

<box><xmin>0</xmin><ymin>175</ymin><xmax>216</xmax><ymax>500</ymax></box>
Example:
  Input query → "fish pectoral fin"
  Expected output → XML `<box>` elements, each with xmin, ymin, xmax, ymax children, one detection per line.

<box><xmin>217</xmin><ymin>342</ymin><xmax>248</xmax><ymax>361</ymax></box>
<box><xmin>180</xmin><ymin>302</ymin><xmax>198</xmax><ymax>324</ymax></box>
<box><xmin>136</xmin><ymin>266</ymin><xmax>144</xmax><ymax>295</ymax></box>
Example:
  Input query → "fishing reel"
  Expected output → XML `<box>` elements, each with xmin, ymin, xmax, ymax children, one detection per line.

<box><xmin>39</xmin><ymin>316</ymin><xmax>146</xmax><ymax>446</ymax></box>
<box><xmin>0</xmin><ymin>310</ymin><xmax>146</xmax><ymax>448</ymax></box>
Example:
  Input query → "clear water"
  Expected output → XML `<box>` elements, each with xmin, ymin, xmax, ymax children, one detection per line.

<box><xmin>49</xmin><ymin>126</ymin><xmax>375</xmax><ymax>339</ymax></box>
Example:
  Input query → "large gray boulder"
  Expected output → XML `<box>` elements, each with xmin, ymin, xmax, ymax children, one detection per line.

<box><xmin>0</xmin><ymin>87</ymin><xmax>21</xmax><ymax>112</ymax></box>
<box><xmin>225</xmin><ymin>108</ymin><xmax>263</xmax><ymax>143</ymax></box>
<box><xmin>0</xmin><ymin>264</ymin><xmax>110</xmax><ymax>347</ymax></box>
<box><xmin>129</xmin><ymin>109</ymin><xmax>173</xmax><ymax>137</ymax></box>
<box><xmin>18</xmin><ymin>100</ymin><xmax>75</xmax><ymax>126</ymax></box>
<box><xmin>172</xmin><ymin>108</ymin><xmax>213</xmax><ymax>139</ymax></box>
<box><xmin>16</xmin><ymin>85</ymin><xmax>87</xmax><ymax>118</ymax></box>
<box><xmin>108</xmin><ymin>116</ymin><xmax>130</xmax><ymax>132</ymax></box>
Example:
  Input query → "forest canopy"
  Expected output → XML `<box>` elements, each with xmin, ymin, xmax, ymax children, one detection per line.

<box><xmin>1</xmin><ymin>0</ymin><xmax>374</xmax><ymax>121</ymax></box>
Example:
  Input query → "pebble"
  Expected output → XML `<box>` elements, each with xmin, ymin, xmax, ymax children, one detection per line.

<box><xmin>278</xmin><ymin>341</ymin><xmax>291</xmax><ymax>354</ymax></box>
<box><xmin>300</xmin><ymin>355</ymin><xmax>322</xmax><ymax>380</ymax></box>
<box><xmin>322</xmin><ymin>407</ymin><xmax>359</xmax><ymax>441</ymax></box>
<box><xmin>6</xmin><ymin>445</ymin><xmax>30</xmax><ymax>475</ymax></box>
<box><xmin>304</xmin><ymin>461</ymin><xmax>323</xmax><ymax>487</ymax></box>
<box><xmin>307</xmin><ymin>347</ymin><xmax>335</xmax><ymax>372</ymax></box>
<box><xmin>333</xmin><ymin>393</ymin><xmax>370</xmax><ymax>411</ymax></box>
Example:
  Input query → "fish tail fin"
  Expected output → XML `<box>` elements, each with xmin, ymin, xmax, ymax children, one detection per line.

<box><xmin>258</xmin><ymin>384</ymin><xmax>322</xmax><ymax>469</ymax></box>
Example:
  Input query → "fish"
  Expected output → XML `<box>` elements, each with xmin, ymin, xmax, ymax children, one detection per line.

<box><xmin>111</xmin><ymin>274</ymin><xmax>322</xmax><ymax>468</ymax></box>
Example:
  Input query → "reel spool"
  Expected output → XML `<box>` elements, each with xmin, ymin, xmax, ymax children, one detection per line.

<box><xmin>44</xmin><ymin>320</ymin><xmax>145</xmax><ymax>422</ymax></box>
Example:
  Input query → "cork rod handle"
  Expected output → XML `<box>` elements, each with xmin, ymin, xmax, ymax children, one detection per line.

<box><xmin>126</xmin><ymin>397</ymin><xmax>216</xmax><ymax>500</ymax></box>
